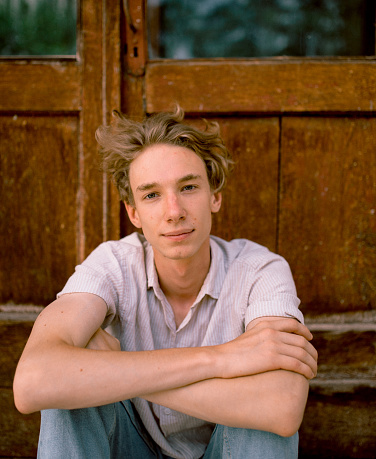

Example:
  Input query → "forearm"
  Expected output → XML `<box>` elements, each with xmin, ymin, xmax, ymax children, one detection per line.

<box><xmin>15</xmin><ymin>303</ymin><xmax>316</xmax><ymax>418</ymax></box>
<box><xmin>14</xmin><ymin>295</ymin><xmax>218</xmax><ymax>414</ymax></box>
<box><xmin>142</xmin><ymin>370</ymin><xmax>309</xmax><ymax>437</ymax></box>
<box><xmin>14</xmin><ymin>343</ymin><xmax>217</xmax><ymax>414</ymax></box>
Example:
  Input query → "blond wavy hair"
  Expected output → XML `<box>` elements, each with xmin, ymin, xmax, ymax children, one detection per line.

<box><xmin>96</xmin><ymin>106</ymin><xmax>234</xmax><ymax>206</ymax></box>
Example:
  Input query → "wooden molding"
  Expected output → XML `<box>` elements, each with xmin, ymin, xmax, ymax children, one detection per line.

<box><xmin>145</xmin><ymin>59</ymin><xmax>376</xmax><ymax>114</ymax></box>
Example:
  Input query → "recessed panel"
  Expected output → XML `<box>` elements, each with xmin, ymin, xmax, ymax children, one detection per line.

<box><xmin>206</xmin><ymin>117</ymin><xmax>279</xmax><ymax>251</ymax></box>
<box><xmin>279</xmin><ymin>117</ymin><xmax>376</xmax><ymax>314</ymax></box>
<box><xmin>0</xmin><ymin>115</ymin><xmax>79</xmax><ymax>304</ymax></box>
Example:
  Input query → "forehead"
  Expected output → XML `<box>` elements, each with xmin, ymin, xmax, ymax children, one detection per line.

<box><xmin>129</xmin><ymin>144</ymin><xmax>208</xmax><ymax>185</ymax></box>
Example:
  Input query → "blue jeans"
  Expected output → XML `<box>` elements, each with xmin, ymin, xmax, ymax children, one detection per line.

<box><xmin>38</xmin><ymin>401</ymin><xmax>298</xmax><ymax>458</ymax></box>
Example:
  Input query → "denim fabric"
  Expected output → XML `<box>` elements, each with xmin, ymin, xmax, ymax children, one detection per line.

<box><xmin>203</xmin><ymin>424</ymin><xmax>298</xmax><ymax>459</ymax></box>
<box><xmin>38</xmin><ymin>401</ymin><xmax>298</xmax><ymax>459</ymax></box>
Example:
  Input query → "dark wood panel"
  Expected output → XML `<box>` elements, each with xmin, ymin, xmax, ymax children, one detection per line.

<box><xmin>209</xmin><ymin>117</ymin><xmax>279</xmax><ymax>251</ymax></box>
<box><xmin>0</xmin><ymin>321</ymin><xmax>33</xmax><ymax>388</ymax></box>
<box><xmin>312</xmin><ymin>328</ymin><xmax>376</xmax><ymax>381</ymax></box>
<box><xmin>0</xmin><ymin>61</ymin><xmax>80</xmax><ymax>112</ymax></box>
<box><xmin>0</xmin><ymin>313</ymin><xmax>40</xmax><ymax>456</ymax></box>
<box><xmin>145</xmin><ymin>60</ymin><xmax>376</xmax><ymax>114</ymax></box>
<box><xmin>0</xmin><ymin>389</ymin><xmax>39</xmax><ymax>457</ymax></box>
<box><xmin>279</xmin><ymin>117</ymin><xmax>376</xmax><ymax>315</ymax></box>
<box><xmin>300</xmin><ymin>387</ymin><xmax>376</xmax><ymax>458</ymax></box>
<box><xmin>0</xmin><ymin>115</ymin><xmax>79</xmax><ymax>305</ymax></box>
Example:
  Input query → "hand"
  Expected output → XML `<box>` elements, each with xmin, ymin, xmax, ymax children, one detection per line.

<box><xmin>215</xmin><ymin>318</ymin><xmax>318</xmax><ymax>380</ymax></box>
<box><xmin>85</xmin><ymin>328</ymin><xmax>121</xmax><ymax>352</ymax></box>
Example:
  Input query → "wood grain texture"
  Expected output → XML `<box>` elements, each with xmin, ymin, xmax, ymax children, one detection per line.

<box><xmin>208</xmin><ymin>117</ymin><xmax>280</xmax><ymax>251</ymax></box>
<box><xmin>77</xmin><ymin>0</ymin><xmax>105</xmax><ymax>261</ymax></box>
<box><xmin>278</xmin><ymin>117</ymin><xmax>376</xmax><ymax>314</ymax></box>
<box><xmin>0</xmin><ymin>316</ymin><xmax>39</xmax><ymax>456</ymax></box>
<box><xmin>0</xmin><ymin>389</ymin><xmax>39</xmax><ymax>457</ymax></box>
<box><xmin>300</xmin><ymin>387</ymin><xmax>376</xmax><ymax>458</ymax></box>
<box><xmin>312</xmin><ymin>329</ymin><xmax>376</xmax><ymax>381</ymax></box>
<box><xmin>0</xmin><ymin>115</ymin><xmax>78</xmax><ymax>305</ymax></box>
<box><xmin>104</xmin><ymin>0</ymin><xmax>122</xmax><ymax>242</ymax></box>
<box><xmin>0</xmin><ymin>61</ymin><xmax>80</xmax><ymax>112</ymax></box>
<box><xmin>145</xmin><ymin>60</ymin><xmax>376</xmax><ymax>114</ymax></box>
<box><xmin>0</xmin><ymin>321</ymin><xmax>33</xmax><ymax>388</ymax></box>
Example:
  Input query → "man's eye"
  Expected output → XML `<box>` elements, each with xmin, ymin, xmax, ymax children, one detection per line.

<box><xmin>144</xmin><ymin>192</ymin><xmax>158</xmax><ymax>200</ymax></box>
<box><xmin>182</xmin><ymin>185</ymin><xmax>196</xmax><ymax>191</ymax></box>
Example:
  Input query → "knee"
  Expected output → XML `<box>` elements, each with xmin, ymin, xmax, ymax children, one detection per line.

<box><xmin>206</xmin><ymin>426</ymin><xmax>298</xmax><ymax>459</ymax></box>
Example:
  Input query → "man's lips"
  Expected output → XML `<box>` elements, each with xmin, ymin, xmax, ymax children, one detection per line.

<box><xmin>162</xmin><ymin>229</ymin><xmax>194</xmax><ymax>238</ymax></box>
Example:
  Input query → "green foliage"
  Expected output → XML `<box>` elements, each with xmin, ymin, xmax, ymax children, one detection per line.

<box><xmin>0</xmin><ymin>0</ymin><xmax>76</xmax><ymax>56</ymax></box>
<box><xmin>149</xmin><ymin>0</ymin><xmax>373</xmax><ymax>59</ymax></box>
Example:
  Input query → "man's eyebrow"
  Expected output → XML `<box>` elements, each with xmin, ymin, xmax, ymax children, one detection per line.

<box><xmin>136</xmin><ymin>182</ymin><xmax>158</xmax><ymax>193</ymax></box>
<box><xmin>136</xmin><ymin>174</ymin><xmax>203</xmax><ymax>193</ymax></box>
<box><xmin>178</xmin><ymin>174</ymin><xmax>202</xmax><ymax>183</ymax></box>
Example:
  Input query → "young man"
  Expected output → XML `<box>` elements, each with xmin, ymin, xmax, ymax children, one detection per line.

<box><xmin>14</xmin><ymin>107</ymin><xmax>317</xmax><ymax>458</ymax></box>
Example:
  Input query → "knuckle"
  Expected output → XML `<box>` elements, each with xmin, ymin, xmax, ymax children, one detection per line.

<box><xmin>287</xmin><ymin>317</ymin><xmax>298</xmax><ymax>329</ymax></box>
<box><xmin>261</xmin><ymin>327</ymin><xmax>276</xmax><ymax>340</ymax></box>
<box><xmin>297</xmin><ymin>347</ymin><xmax>308</xmax><ymax>361</ymax></box>
<box><xmin>267</xmin><ymin>350</ymin><xmax>279</xmax><ymax>367</ymax></box>
<box><xmin>291</xmin><ymin>359</ymin><xmax>304</xmax><ymax>373</ymax></box>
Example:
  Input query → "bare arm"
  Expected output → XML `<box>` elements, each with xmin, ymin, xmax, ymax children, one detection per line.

<box><xmin>143</xmin><ymin>372</ymin><xmax>308</xmax><ymax>437</ymax></box>
<box><xmin>14</xmin><ymin>293</ymin><xmax>316</xmax><ymax>431</ymax></box>
<box><xmin>86</xmin><ymin>314</ymin><xmax>316</xmax><ymax>437</ymax></box>
<box><xmin>13</xmin><ymin>293</ymin><xmax>216</xmax><ymax>413</ymax></box>
<box><xmin>140</xmin><ymin>317</ymin><xmax>315</xmax><ymax>437</ymax></box>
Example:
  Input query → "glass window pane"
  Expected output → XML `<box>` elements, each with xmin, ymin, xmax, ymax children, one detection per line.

<box><xmin>148</xmin><ymin>0</ymin><xmax>375</xmax><ymax>59</ymax></box>
<box><xmin>0</xmin><ymin>0</ymin><xmax>77</xmax><ymax>56</ymax></box>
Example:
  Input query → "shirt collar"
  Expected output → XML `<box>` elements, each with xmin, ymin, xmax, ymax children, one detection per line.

<box><xmin>144</xmin><ymin>237</ymin><xmax>226</xmax><ymax>302</ymax></box>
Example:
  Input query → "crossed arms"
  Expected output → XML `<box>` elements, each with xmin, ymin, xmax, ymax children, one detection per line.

<box><xmin>13</xmin><ymin>292</ymin><xmax>317</xmax><ymax>437</ymax></box>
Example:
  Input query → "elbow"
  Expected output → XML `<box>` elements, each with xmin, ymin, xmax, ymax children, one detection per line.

<box><xmin>14</xmin><ymin>393</ymin><xmax>35</xmax><ymax>415</ymax></box>
<box><xmin>269</xmin><ymin>399</ymin><xmax>305</xmax><ymax>437</ymax></box>
<box><xmin>271</xmin><ymin>372</ymin><xmax>309</xmax><ymax>437</ymax></box>
<box><xmin>13</xmin><ymin>364</ymin><xmax>43</xmax><ymax>414</ymax></box>
<box><xmin>273</xmin><ymin>415</ymin><xmax>303</xmax><ymax>438</ymax></box>
<box><xmin>269</xmin><ymin>374</ymin><xmax>309</xmax><ymax>438</ymax></box>
<box><xmin>13</xmin><ymin>384</ymin><xmax>33</xmax><ymax>415</ymax></box>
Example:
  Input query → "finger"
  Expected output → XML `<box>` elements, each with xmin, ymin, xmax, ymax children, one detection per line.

<box><xmin>280</xmin><ymin>332</ymin><xmax>318</xmax><ymax>362</ymax></box>
<box><xmin>266</xmin><ymin>338</ymin><xmax>317</xmax><ymax>378</ymax></box>
<box><xmin>289</xmin><ymin>346</ymin><xmax>317</xmax><ymax>376</ymax></box>
<box><xmin>277</xmin><ymin>353</ymin><xmax>316</xmax><ymax>379</ymax></box>
<box><xmin>277</xmin><ymin>341</ymin><xmax>318</xmax><ymax>377</ymax></box>
<box><xmin>257</xmin><ymin>319</ymin><xmax>313</xmax><ymax>341</ymax></box>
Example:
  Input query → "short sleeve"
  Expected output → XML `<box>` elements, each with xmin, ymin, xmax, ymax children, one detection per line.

<box><xmin>57</xmin><ymin>242</ymin><xmax>123</xmax><ymax>328</ymax></box>
<box><xmin>244</xmin><ymin>255</ymin><xmax>304</xmax><ymax>327</ymax></box>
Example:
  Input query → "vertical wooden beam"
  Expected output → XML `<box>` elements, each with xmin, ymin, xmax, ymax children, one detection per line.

<box><xmin>121</xmin><ymin>0</ymin><xmax>148</xmax><ymax>235</ymax></box>
<box><xmin>78</xmin><ymin>0</ymin><xmax>122</xmax><ymax>260</ymax></box>
<box><xmin>104</xmin><ymin>0</ymin><xmax>122</xmax><ymax>241</ymax></box>
<box><xmin>77</xmin><ymin>0</ymin><xmax>104</xmax><ymax>260</ymax></box>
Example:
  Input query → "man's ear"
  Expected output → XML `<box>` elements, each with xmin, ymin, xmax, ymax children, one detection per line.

<box><xmin>210</xmin><ymin>192</ymin><xmax>222</xmax><ymax>214</ymax></box>
<box><xmin>124</xmin><ymin>202</ymin><xmax>142</xmax><ymax>228</ymax></box>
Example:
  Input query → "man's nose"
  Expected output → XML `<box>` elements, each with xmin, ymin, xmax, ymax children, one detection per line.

<box><xmin>165</xmin><ymin>194</ymin><xmax>186</xmax><ymax>222</ymax></box>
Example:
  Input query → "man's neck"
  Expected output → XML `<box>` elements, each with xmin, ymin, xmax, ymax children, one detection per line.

<box><xmin>153</xmin><ymin>244</ymin><xmax>211</xmax><ymax>326</ymax></box>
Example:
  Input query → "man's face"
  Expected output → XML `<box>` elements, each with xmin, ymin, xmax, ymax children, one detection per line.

<box><xmin>125</xmin><ymin>144</ymin><xmax>222</xmax><ymax>264</ymax></box>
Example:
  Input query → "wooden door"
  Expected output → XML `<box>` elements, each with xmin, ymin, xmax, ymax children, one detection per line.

<box><xmin>1</xmin><ymin>0</ymin><xmax>375</xmax><ymax>456</ymax></box>
<box><xmin>0</xmin><ymin>0</ymin><xmax>120</xmax><ymax>455</ymax></box>
<box><xmin>122</xmin><ymin>1</ymin><xmax>376</xmax><ymax>457</ymax></box>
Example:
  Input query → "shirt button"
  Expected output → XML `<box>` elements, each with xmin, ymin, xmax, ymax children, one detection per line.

<box><xmin>164</xmin><ymin>408</ymin><xmax>171</xmax><ymax>415</ymax></box>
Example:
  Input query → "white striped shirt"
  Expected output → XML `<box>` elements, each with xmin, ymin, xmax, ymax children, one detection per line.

<box><xmin>59</xmin><ymin>232</ymin><xmax>303</xmax><ymax>459</ymax></box>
